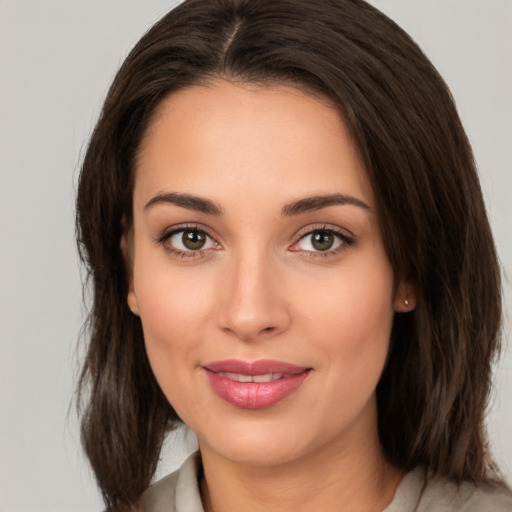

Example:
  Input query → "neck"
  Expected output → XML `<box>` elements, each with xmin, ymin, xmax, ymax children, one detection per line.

<box><xmin>198</xmin><ymin>403</ymin><xmax>404</xmax><ymax>512</ymax></box>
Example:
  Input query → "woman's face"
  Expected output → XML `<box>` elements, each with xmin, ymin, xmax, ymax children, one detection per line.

<box><xmin>127</xmin><ymin>80</ymin><xmax>410</xmax><ymax>466</ymax></box>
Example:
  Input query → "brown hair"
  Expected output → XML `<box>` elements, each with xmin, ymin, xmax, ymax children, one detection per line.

<box><xmin>76</xmin><ymin>0</ymin><xmax>503</xmax><ymax>509</ymax></box>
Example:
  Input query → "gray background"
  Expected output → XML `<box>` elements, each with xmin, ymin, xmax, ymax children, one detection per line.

<box><xmin>0</xmin><ymin>1</ymin><xmax>510</xmax><ymax>510</ymax></box>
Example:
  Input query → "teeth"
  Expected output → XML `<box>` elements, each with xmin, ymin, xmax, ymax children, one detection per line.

<box><xmin>226</xmin><ymin>372</ymin><xmax>253</xmax><ymax>383</ymax></box>
<box><xmin>218</xmin><ymin>372</ymin><xmax>284</xmax><ymax>383</ymax></box>
<box><xmin>253</xmin><ymin>373</ymin><xmax>283</xmax><ymax>383</ymax></box>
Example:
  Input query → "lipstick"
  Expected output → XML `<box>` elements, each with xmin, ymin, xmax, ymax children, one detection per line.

<box><xmin>202</xmin><ymin>359</ymin><xmax>311</xmax><ymax>409</ymax></box>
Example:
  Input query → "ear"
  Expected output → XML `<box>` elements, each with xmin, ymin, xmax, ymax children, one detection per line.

<box><xmin>394</xmin><ymin>279</ymin><xmax>417</xmax><ymax>313</ymax></box>
<box><xmin>120</xmin><ymin>231</ymin><xmax>140</xmax><ymax>316</ymax></box>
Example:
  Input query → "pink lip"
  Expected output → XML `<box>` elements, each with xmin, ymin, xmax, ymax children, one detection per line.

<box><xmin>203</xmin><ymin>359</ymin><xmax>312</xmax><ymax>409</ymax></box>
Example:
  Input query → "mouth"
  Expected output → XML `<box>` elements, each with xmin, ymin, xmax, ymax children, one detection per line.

<box><xmin>214</xmin><ymin>371</ymin><xmax>294</xmax><ymax>383</ymax></box>
<box><xmin>202</xmin><ymin>359</ymin><xmax>312</xmax><ymax>409</ymax></box>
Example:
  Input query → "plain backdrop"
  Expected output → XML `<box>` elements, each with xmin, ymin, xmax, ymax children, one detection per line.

<box><xmin>0</xmin><ymin>1</ymin><xmax>510</xmax><ymax>510</ymax></box>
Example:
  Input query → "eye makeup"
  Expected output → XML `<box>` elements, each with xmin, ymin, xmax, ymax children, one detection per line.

<box><xmin>290</xmin><ymin>224</ymin><xmax>355</xmax><ymax>259</ymax></box>
<box><xmin>156</xmin><ymin>223</ymin><xmax>221</xmax><ymax>260</ymax></box>
<box><xmin>155</xmin><ymin>221</ymin><xmax>356</xmax><ymax>261</ymax></box>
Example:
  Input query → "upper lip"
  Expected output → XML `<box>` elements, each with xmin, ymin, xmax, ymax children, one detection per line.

<box><xmin>203</xmin><ymin>359</ymin><xmax>310</xmax><ymax>376</ymax></box>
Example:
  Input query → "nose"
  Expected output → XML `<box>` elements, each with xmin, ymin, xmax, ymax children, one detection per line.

<box><xmin>217</xmin><ymin>250</ymin><xmax>291</xmax><ymax>342</ymax></box>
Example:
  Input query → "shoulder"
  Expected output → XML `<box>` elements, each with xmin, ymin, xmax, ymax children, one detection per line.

<box><xmin>138</xmin><ymin>471</ymin><xmax>180</xmax><ymax>511</ymax></box>
<box><xmin>138</xmin><ymin>452</ymin><xmax>204</xmax><ymax>512</ymax></box>
<box><xmin>386</xmin><ymin>466</ymin><xmax>512</xmax><ymax>512</ymax></box>
<box><xmin>418</xmin><ymin>476</ymin><xmax>512</xmax><ymax>512</ymax></box>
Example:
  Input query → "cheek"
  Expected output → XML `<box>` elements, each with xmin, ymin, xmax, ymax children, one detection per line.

<box><xmin>133</xmin><ymin>240</ymin><xmax>217</xmax><ymax>336</ymax></box>
<box><xmin>131</xmin><ymin>254</ymin><xmax>218</xmax><ymax>399</ymax></box>
<box><xmin>303</xmin><ymin>276</ymin><xmax>394</xmax><ymax>441</ymax></box>
<box><xmin>302</xmin><ymin>251</ymin><xmax>395</xmax><ymax>386</ymax></box>
<box><xmin>303</xmin><ymin>246</ymin><xmax>394</xmax><ymax>328</ymax></box>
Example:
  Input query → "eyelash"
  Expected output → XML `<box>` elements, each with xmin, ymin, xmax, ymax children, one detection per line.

<box><xmin>291</xmin><ymin>225</ymin><xmax>355</xmax><ymax>258</ymax></box>
<box><xmin>156</xmin><ymin>224</ymin><xmax>355</xmax><ymax>260</ymax></box>
<box><xmin>157</xmin><ymin>224</ymin><xmax>218</xmax><ymax>260</ymax></box>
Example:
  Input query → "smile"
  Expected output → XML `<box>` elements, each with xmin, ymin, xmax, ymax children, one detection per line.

<box><xmin>216</xmin><ymin>372</ymin><xmax>290</xmax><ymax>383</ymax></box>
<box><xmin>202</xmin><ymin>359</ymin><xmax>312</xmax><ymax>409</ymax></box>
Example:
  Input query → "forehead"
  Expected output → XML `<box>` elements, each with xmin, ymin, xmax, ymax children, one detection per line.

<box><xmin>134</xmin><ymin>79</ymin><xmax>373</xmax><ymax>209</ymax></box>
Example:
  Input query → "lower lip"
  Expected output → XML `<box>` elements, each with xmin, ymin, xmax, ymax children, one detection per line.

<box><xmin>204</xmin><ymin>370</ymin><xmax>311</xmax><ymax>409</ymax></box>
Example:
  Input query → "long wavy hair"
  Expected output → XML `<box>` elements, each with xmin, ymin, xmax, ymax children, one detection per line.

<box><xmin>76</xmin><ymin>0</ymin><xmax>503</xmax><ymax>509</ymax></box>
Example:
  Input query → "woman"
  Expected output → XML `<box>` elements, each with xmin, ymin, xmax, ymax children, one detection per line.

<box><xmin>76</xmin><ymin>0</ymin><xmax>512</xmax><ymax>510</ymax></box>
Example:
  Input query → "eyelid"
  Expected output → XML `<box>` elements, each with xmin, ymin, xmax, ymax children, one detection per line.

<box><xmin>294</xmin><ymin>223</ymin><xmax>355</xmax><ymax>240</ymax></box>
<box><xmin>156</xmin><ymin>223</ymin><xmax>215</xmax><ymax>242</ymax></box>
<box><xmin>289</xmin><ymin>224</ymin><xmax>355</xmax><ymax>255</ymax></box>
<box><xmin>156</xmin><ymin>223</ymin><xmax>221</xmax><ymax>258</ymax></box>
<box><xmin>156</xmin><ymin>222</ymin><xmax>354</xmax><ymax>259</ymax></box>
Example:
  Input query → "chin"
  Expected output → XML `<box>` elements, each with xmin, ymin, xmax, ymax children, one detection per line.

<box><xmin>194</xmin><ymin>414</ymin><xmax>331</xmax><ymax>468</ymax></box>
<box><xmin>202</xmin><ymin>438</ymin><xmax>304</xmax><ymax>467</ymax></box>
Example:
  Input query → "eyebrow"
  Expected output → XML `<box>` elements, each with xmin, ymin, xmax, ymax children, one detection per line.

<box><xmin>281</xmin><ymin>194</ymin><xmax>370</xmax><ymax>216</ymax></box>
<box><xmin>144</xmin><ymin>192</ymin><xmax>369</xmax><ymax>216</ymax></box>
<box><xmin>144</xmin><ymin>192</ymin><xmax>222</xmax><ymax>215</ymax></box>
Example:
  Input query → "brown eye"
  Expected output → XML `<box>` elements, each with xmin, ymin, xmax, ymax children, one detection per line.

<box><xmin>182</xmin><ymin>230</ymin><xmax>207</xmax><ymax>250</ymax></box>
<box><xmin>311</xmin><ymin>231</ymin><xmax>334</xmax><ymax>251</ymax></box>
<box><xmin>167</xmin><ymin>228</ymin><xmax>217</xmax><ymax>253</ymax></box>
<box><xmin>294</xmin><ymin>229</ymin><xmax>346</xmax><ymax>253</ymax></box>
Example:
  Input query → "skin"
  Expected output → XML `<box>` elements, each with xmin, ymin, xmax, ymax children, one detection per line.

<box><xmin>125</xmin><ymin>80</ymin><xmax>415</xmax><ymax>511</ymax></box>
